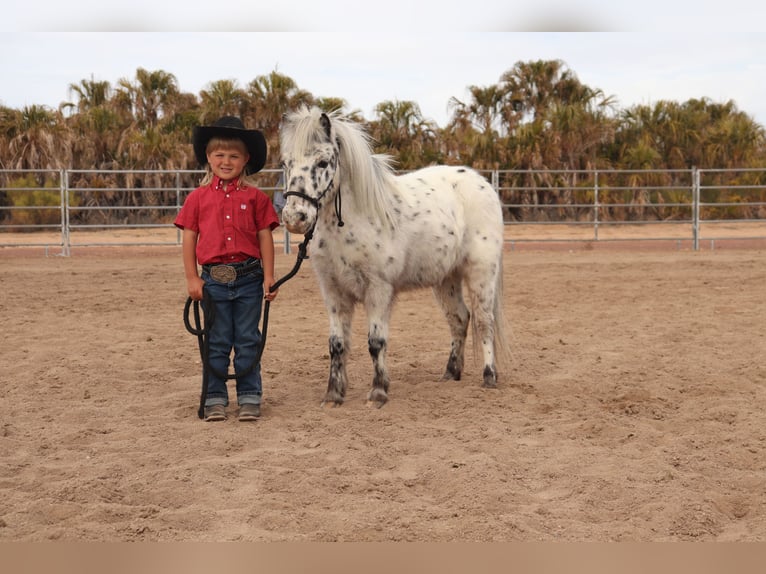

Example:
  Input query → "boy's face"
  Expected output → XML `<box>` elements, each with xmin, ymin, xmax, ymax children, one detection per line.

<box><xmin>206</xmin><ymin>145</ymin><xmax>250</xmax><ymax>183</ymax></box>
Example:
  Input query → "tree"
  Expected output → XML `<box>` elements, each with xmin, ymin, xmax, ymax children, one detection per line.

<box><xmin>115</xmin><ymin>68</ymin><xmax>181</xmax><ymax>130</ymax></box>
<box><xmin>314</xmin><ymin>97</ymin><xmax>350</xmax><ymax>115</ymax></box>
<box><xmin>198</xmin><ymin>79</ymin><xmax>248</xmax><ymax>124</ymax></box>
<box><xmin>246</xmin><ymin>70</ymin><xmax>313</xmax><ymax>164</ymax></box>
<box><xmin>60</xmin><ymin>77</ymin><xmax>121</xmax><ymax>169</ymax></box>
<box><xmin>699</xmin><ymin>100</ymin><xmax>765</xmax><ymax>168</ymax></box>
<box><xmin>447</xmin><ymin>84</ymin><xmax>506</xmax><ymax>169</ymax></box>
<box><xmin>500</xmin><ymin>59</ymin><xmax>574</xmax><ymax>122</ymax></box>
<box><xmin>548</xmin><ymin>84</ymin><xmax>618</xmax><ymax>170</ymax></box>
<box><xmin>63</xmin><ymin>77</ymin><xmax>112</xmax><ymax>114</ymax></box>
<box><xmin>498</xmin><ymin>59</ymin><xmax>617</xmax><ymax>170</ymax></box>
<box><xmin>4</xmin><ymin>105</ymin><xmax>71</xmax><ymax>171</ymax></box>
<box><xmin>370</xmin><ymin>100</ymin><xmax>441</xmax><ymax>169</ymax></box>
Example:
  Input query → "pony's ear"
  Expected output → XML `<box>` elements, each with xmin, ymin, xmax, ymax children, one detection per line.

<box><xmin>320</xmin><ymin>113</ymin><xmax>332</xmax><ymax>139</ymax></box>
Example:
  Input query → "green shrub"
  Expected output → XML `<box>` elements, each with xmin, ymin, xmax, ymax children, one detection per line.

<box><xmin>2</xmin><ymin>175</ymin><xmax>64</xmax><ymax>229</ymax></box>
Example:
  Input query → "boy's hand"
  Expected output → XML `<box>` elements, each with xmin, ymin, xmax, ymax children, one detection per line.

<box><xmin>265</xmin><ymin>279</ymin><xmax>278</xmax><ymax>301</ymax></box>
<box><xmin>187</xmin><ymin>276</ymin><xmax>205</xmax><ymax>301</ymax></box>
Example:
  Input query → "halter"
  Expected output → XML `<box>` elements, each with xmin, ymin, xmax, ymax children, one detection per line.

<box><xmin>283</xmin><ymin>171</ymin><xmax>345</xmax><ymax>227</ymax></box>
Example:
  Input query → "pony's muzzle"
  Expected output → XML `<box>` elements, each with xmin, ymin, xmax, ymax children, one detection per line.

<box><xmin>282</xmin><ymin>204</ymin><xmax>315</xmax><ymax>235</ymax></box>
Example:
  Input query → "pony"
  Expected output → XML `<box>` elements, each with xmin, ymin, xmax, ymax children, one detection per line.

<box><xmin>279</xmin><ymin>105</ymin><xmax>508</xmax><ymax>407</ymax></box>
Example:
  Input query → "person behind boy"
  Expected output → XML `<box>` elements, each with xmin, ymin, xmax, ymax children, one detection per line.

<box><xmin>175</xmin><ymin>116</ymin><xmax>280</xmax><ymax>422</ymax></box>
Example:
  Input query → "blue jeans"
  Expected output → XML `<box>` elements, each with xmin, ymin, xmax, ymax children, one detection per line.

<box><xmin>201</xmin><ymin>262</ymin><xmax>264</xmax><ymax>407</ymax></box>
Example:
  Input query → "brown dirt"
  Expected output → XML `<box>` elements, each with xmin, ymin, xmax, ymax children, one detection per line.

<box><xmin>1</xmin><ymin>238</ymin><xmax>765</xmax><ymax>541</ymax></box>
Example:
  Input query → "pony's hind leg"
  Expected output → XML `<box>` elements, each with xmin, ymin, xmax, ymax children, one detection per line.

<box><xmin>465</xmin><ymin>263</ymin><xmax>500</xmax><ymax>388</ymax></box>
<box><xmin>433</xmin><ymin>275</ymin><xmax>470</xmax><ymax>381</ymax></box>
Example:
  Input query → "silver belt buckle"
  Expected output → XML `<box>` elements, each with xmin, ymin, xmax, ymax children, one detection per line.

<box><xmin>210</xmin><ymin>265</ymin><xmax>237</xmax><ymax>283</ymax></box>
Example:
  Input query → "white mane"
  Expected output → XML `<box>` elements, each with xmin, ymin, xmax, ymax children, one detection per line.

<box><xmin>281</xmin><ymin>106</ymin><xmax>398</xmax><ymax>229</ymax></box>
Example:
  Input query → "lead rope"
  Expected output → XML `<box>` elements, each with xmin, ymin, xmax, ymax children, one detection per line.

<box><xmin>184</xmin><ymin>227</ymin><xmax>315</xmax><ymax>419</ymax></box>
<box><xmin>335</xmin><ymin>186</ymin><xmax>344</xmax><ymax>227</ymax></box>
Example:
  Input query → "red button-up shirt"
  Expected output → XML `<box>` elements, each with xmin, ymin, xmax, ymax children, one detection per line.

<box><xmin>174</xmin><ymin>176</ymin><xmax>280</xmax><ymax>265</ymax></box>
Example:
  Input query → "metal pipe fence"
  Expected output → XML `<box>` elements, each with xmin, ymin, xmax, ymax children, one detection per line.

<box><xmin>495</xmin><ymin>168</ymin><xmax>766</xmax><ymax>250</ymax></box>
<box><xmin>1</xmin><ymin>167</ymin><xmax>764</xmax><ymax>254</ymax></box>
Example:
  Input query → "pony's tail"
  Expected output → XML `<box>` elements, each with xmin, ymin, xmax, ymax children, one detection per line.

<box><xmin>492</xmin><ymin>252</ymin><xmax>512</xmax><ymax>372</ymax></box>
<box><xmin>471</xmin><ymin>250</ymin><xmax>511</xmax><ymax>373</ymax></box>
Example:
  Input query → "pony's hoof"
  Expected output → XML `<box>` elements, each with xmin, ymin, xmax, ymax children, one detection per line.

<box><xmin>320</xmin><ymin>393</ymin><xmax>344</xmax><ymax>408</ymax></box>
<box><xmin>365</xmin><ymin>399</ymin><xmax>387</xmax><ymax>409</ymax></box>
<box><xmin>482</xmin><ymin>366</ymin><xmax>498</xmax><ymax>388</ymax></box>
<box><xmin>366</xmin><ymin>388</ymin><xmax>388</xmax><ymax>408</ymax></box>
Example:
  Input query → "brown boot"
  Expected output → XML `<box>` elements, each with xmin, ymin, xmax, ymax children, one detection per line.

<box><xmin>238</xmin><ymin>403</ymin><xmax>261</xmax><ymax>421</ymax></box>
<box><xmin>204</xmin><ymin>404</ymin><xmax>226</xmax><ymax>422</ymax></box>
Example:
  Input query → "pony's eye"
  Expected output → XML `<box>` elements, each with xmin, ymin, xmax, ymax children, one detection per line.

<box><xmin>317</xmin><ymin>160</ymin><xmax>329</xmax><ymax>169</ymax></box>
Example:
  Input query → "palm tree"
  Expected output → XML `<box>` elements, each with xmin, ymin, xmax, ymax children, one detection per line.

<box><xmin>493</xmin><ymin>60</ymin><xmax>619</xmax><ymax>219</ymax></box>
<box><xmin>59</xmin><ymin>77</ymin><xmax>122</xmax><ymax>169</ymax></box>
<box><xmin>370</xmin><ymin>100</ymin><xmax>441</xmax><ymax>169</ymax></box>
<box><xmin>314</xmin><ymin>97</ymin><xmax>349</xmax><ymax>114</ymax></box>
<box><xmin>63</xmin><ymin>77</ymin><xmax>112</xmax><ymax>114</ymax></box>
<box><xmin>549</xmin><ymin>85</ymin><xmax>618</xmax><ymax>170</ymax></box>
<box><xmin>5</xmin><ymin>105</ymin><xmax>71</xmax><ymax>171</ymax></box>
<box><xmin>500</xmin><ymin>59</ymin><xmax>575</xmax><ymax>122</ymax></box>
<box><xmin>499</xmin><ymin>59</ymin><xmax>617</xmax><ymax>166</ymax></box>
<box><xmin>447</xmin><ymin>84</ymin><xmax>506</xmax><ymax>169</ymax></box>
<box><xmin>0</xmin><ymin>105</ymin><xmax>18</xmax><ymax>169</ymax></box>
<box><xmin>697</xmin><ymin>100</ymin><xmax>765</xmax><ymax>168</ymax></box>
<box><xmin>245</xmin><ymin>70</ymin><xmax>313</xmax><ymax>165</ymax></box>
<box><xmin>441</xmin><ymin>101</ymin><xmax>476</xmax><ymax>166</ymax></box>
<box><xmin>198</xmin><ymin>79</ymin><xmax>247</xmax><ymax>124</ymax></box>
<box><xmin>116</xmin><ymin>68</ymin><xmax>180</xmax><ymax>130</ymax></box>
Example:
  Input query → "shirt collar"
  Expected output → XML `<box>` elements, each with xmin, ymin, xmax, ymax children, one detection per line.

<box><xmin>212</xmin><ymin>175</ymin><xmax>243</xmax><ymax>191</ymax></box>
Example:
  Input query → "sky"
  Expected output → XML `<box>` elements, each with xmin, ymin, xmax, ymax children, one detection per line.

<box><xmin>2</xmin><ymin>2</ymin><xmax>766</xmax><ymax>129</ymax></box>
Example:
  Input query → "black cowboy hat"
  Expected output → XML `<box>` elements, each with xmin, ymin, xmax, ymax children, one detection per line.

<box><xmin>192</xmin><ymin>116</ymin><xmax>267</xmax><ymax>174</ymax></box>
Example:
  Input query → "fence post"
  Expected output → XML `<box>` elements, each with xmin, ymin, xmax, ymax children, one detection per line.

<box><xmin>61</xmin><ymin>169</ymin><xmax>71</xmax><ymax>256</ymax></box>
<box><xmin>281</xmin><ymin>168</ymin><xmax>291</xmax><ymax>254</ymax></box>
<box><xmin>692</xmin><ymin>167</ymin><xmax>700</xmax><ymax>251</ymax></box>
<box><xmin>594</xmin><ymin>170</ymin><xmax>599</xmax><ymax>241</ymax></box>
<box><xmin>175</xmin><ymin>171</ymin><xmax>182</xmax><ymax>246</ymax></box>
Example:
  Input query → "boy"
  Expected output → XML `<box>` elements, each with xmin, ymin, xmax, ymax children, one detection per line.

<box><xmin>175</xmin><ymin>116</ymin><xmax>280</xmax><ymax>422</ymax></box>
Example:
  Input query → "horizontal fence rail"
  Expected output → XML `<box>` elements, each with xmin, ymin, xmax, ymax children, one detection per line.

<box><xmin>1</xmin><ymin>167</ymin><xmax>765</xmax><ymax>254</ymax></box>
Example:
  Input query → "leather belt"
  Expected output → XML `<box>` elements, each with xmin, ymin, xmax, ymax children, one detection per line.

<box><xmin>203</xmin><ymin>259</ymin><xmax>261</xmax><ymax>283</ymax></box>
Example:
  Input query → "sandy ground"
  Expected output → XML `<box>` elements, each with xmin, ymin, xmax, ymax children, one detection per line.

<box><xmin>0</xmin><ymin>235</ymin><xmax>765</xmax><ymax>541</ymax></box>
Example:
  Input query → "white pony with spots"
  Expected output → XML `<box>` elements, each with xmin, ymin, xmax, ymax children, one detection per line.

<box><xmin>279</xmin><ymin>106</ymin><xmax>508</xmax><ymax>407</ymax></box>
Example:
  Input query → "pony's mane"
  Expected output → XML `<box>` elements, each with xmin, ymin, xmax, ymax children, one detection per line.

<box><xmin>281</xmin><ymin>106</ymin><xmax>397</xmax><ymax>229</ymax></box>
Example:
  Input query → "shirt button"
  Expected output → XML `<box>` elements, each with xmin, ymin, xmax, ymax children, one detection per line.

<box><xmin>227</xmin><ymin>237</ymin><xmax>232</xmax><ymax>241</ymax></box>
<box><xmin>226</xmin><ymin>215</ymin><xmax>231</xmax><ymax>219</ymax></box>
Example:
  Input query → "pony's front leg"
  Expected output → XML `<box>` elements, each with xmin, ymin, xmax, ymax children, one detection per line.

<box><xmin>322</xmin><ymin>298</ymin><xmax>354</xmax><ymax>407</ymax></box>
<box><xmin>365</xmin><ymin>286</ymin><xmax>394</xmax><ymax>407</ymax></box>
